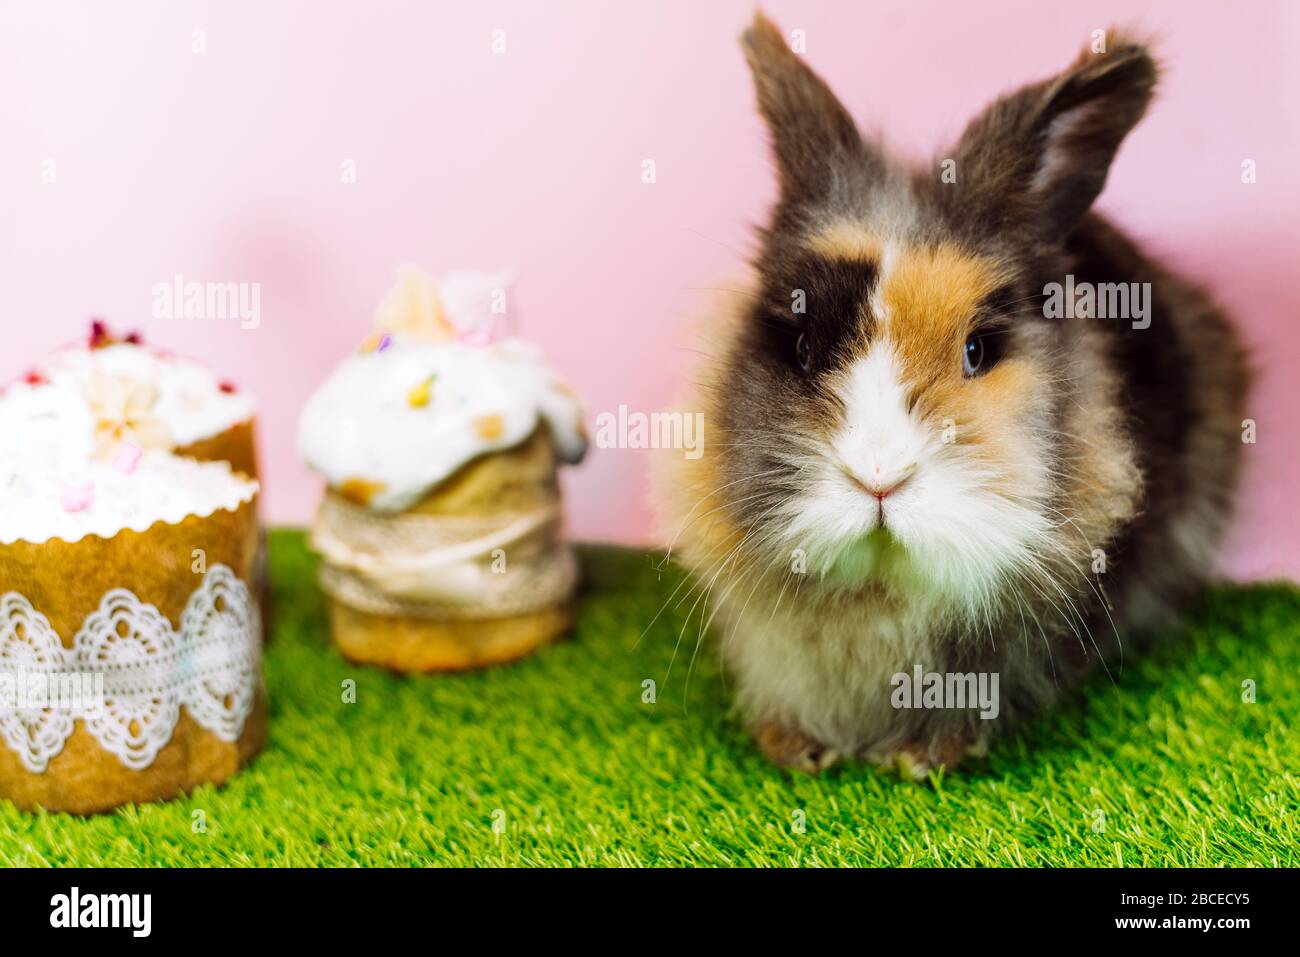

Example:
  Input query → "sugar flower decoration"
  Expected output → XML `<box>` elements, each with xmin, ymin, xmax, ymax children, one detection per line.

<box><xmin>441</xmin><ymin>268</ymin><xmax>515</xmax><ymax>347</ymax></box>
<box><xmin>84</xmin><ymin>372</ymin><xmax>172</xmax><ymax>461</ymax></box>
<box><xmin>372</xmin><ymin>264</ymin><xmax>454</xmax><ymax>343</ymax></box>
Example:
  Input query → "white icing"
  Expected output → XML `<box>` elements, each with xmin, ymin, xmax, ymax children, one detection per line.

<box><xmin>36</xmin><ymin>342</ymin><xmax>255</xmax><ymax>446</ymax></box>
<box><xmin>298</xmin><ymin>336</ymin><xmax>586</xmax><ymax>512</ymax></box>
<box><xmin>0</xmin><ymin>336</ymin><xmax>259</xmax><ymax>545</ymax></box>
<box><xmin>0</xmin><ymin>377</ymin><xmax>98</xmax><ymax>468</ymax></box>
<box><xmin>0</xmin><ymin>450</ymin><xmax>258</xmax><ymax>545</ymax></box>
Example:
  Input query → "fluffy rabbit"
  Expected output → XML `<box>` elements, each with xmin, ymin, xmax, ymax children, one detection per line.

<box><xmin>660</xmin><ymin>13</ymin><xmax>1248</xmax><ymax>774</ymax></box>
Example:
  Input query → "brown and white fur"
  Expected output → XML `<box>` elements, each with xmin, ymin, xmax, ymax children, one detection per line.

<box><xmin>659</xmin><ymin>14</ymin><xmax>1248</xmax><ymax>775</ymax></box>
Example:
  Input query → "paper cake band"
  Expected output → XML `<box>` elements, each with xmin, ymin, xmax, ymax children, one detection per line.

<box><xmin>0</xmin><ymin>497</ymin><xmax>264</xmax><ymax>814</ymax></box>
<box><xmin>312</xmin><ymin>492</ymin><xmax>577</xmax><ymax>619</ymax></box>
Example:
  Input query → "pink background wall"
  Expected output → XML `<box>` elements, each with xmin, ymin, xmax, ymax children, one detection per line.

<box><xmin>2</xmin><ymin>0</ymin><xmax>1296</xmax><ymax>580</ymax></box>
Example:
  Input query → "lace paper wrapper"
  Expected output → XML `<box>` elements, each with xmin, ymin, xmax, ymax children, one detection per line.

<box><xmin>0</xmin><ymin>565</ymin><xmax>260</xmax><ymax>772</ymax></box>
<box><xmin>0</xmin><ymin>495</ymin><xmax>264</xmax><ymax>812</ymax></box>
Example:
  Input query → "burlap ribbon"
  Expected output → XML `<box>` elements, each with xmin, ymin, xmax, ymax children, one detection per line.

<box><xmin>310</xmin><ymin>493</ymin><xmax>577</xmax><ymax>620</ymax></box>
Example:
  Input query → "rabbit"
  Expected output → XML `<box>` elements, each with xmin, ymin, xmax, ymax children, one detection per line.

<box><xmin>658</xmin><ymin>12</ymin><xmax>1249</xmax><ymax>775</ymax></box>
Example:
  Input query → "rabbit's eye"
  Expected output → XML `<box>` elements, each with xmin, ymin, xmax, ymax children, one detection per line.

<box><xmin>962</xmin><ymin>330</ymin><xmax>1004</xmax><ymax>377</ymax></box>
<box><xmin>796</xmin><ymin>332</ymin><xmax>813</xmax><ymax>372</ymax></box>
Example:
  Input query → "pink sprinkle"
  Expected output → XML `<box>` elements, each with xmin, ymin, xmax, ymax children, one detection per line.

<box><xmin>23</xmin><ymin>369</ymin><xmax>47</xmax><ymax>386</ymax></box>
<box><xmin>61</xmin><ymin>481</ymin><xmax>95</xmax><ymax>512</ymax></box>
<box><xmin>112</xmin><ymin>442</ymin><xmax>142</xmax><ymax>474</ymax></box>
<box><xmin>377</xmin><ymin>334</ymin><xmax>393</xmax><ymax>353</ymax></box>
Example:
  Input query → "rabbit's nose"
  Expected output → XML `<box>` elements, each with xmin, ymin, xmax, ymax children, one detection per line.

<box><xmin>845</xmin><ymin>460</ymin><xmax>917</xmax><ymax>500</ymax></box>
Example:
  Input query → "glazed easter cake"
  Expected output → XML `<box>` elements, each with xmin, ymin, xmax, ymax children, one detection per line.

<box><xmin>0</xmin><ymin>325</ymin><xmax>266</xmax><ymax>814</ymax></box>
<box><xmin>300</xmin><ymin>266</ymin><xmax>587</xmax><ymax>671</ymax></box>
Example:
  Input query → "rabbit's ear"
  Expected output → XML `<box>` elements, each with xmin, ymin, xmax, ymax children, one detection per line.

<box><xmin>945</xmin><ymin>30</ymin><xmax>1157</xmax><ymax>237</ymax></box>
<box><xmin>741</xmin><ymin>12</ymin><xmax>880</xmax><ymax>208</ymax></box>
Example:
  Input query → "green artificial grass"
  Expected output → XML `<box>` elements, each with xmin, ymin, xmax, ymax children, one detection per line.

<box><xmin>2</xmin><ymin>530</ymin><xmax>1297</xmax><ymax>867</ymax></box>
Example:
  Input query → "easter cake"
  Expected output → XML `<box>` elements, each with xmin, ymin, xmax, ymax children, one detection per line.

<box><xmin>299</xmin><ymin>266</ymin><xmax>587</xmax><ymax>671</ymax></box>
<box><xmin>0</xmin><ymin>347</ymin><xmax>265</xmax><ymax>813</ymax></box>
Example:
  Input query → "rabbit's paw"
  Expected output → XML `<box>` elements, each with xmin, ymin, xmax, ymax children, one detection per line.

<box><xmin>869</xmin><ymin>732</ymin><xmax>988</xmax><ymax>781</ymax></box>
<box><xmin>754</xmin><ymin>717</ymin><xmax>841</xmax><ymax>773</ymax></box>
